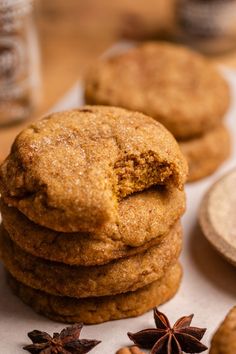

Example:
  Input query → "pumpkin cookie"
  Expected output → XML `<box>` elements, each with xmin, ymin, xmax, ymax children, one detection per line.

<box><xmin>0</xmin><ymin>106</ymin><xmax>187</xmax><ymax>232</ymax></box>
<box><xmin>180</xmin><ymin>124</ymin><xmax>231</xmax><ymax>182</ymax></box>
<box><xmin>0</xmin><ymin>222</ymin><xmax>182</xmax><ymax>298</ymax></box>
<box><xmin>7</xmin><ymin>262</ymin><xmax>182</xmax><ymax>324</ymax></box>
<box><xmin>210</xmin><ymin>307</ymin><xmax>236</xmax><ymax>354</ymax></box>
<box><xmin>0</xmin><ymin>186</ymin><xmax>185</xmax><ymax>266</ymax></box>
<box><xmin>85</xmin><ymin>42</ymin><xmax>230</xmax><ymax>139</ymax></box>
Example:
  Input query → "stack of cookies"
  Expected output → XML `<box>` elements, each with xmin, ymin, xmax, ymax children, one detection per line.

<box><xmin>0</xmin><ymin>106</ymin><xmax>188</xmax><ymax>324</ymax></box>
<box><xmin>84</xmin><ymin>42</ymin><xmax>231</xmax><ymax>182</ymax></box>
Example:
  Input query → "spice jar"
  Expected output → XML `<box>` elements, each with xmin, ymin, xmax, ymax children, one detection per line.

<box><xmin>176</xmin><ymin>0</ymin><xmax>236</xmax><ymax>54</ymax></box>
<box><xmin>0</xmin><ymin>0</ymin><xmax>41</xmax><ymax>126</ymax></box>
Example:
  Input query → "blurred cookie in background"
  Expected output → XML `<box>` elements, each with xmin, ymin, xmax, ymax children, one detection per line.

<box><xmin>85</xmin><ymin>41</ymin><xmax>231</xmax><ymax>181</ymax></box>
<box><xmin>180</xmin><ymin>124</ymin><xmax>231</xmax><ymax>182</ymax></box>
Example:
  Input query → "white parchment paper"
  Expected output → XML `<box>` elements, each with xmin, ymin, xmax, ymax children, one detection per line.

<box><xmin>0</xmin><ymin>58</ymin><xmax>235</xmax><ymax>354</ymax></box>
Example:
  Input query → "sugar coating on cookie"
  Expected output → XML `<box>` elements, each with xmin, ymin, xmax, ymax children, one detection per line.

<box><xmin>0</xmin><ymin>106</ymin><xmax>188</xmax><ymax>232</ymax></box>
<box><xmin>0</xmin><ymin>186</ymin><xmax>185</xmax><ymax>265</ymax></box>
<box><xmin>0</xmin><ymin>222</ymin><xmax>182</xmax><ymax>298</ymax></box>
<box><xmin>85</xmin><ymin>43</ymin><xmax>230</xmax><ymax>139</ymax></box>
<box><xmin>7</xmin><ymin>263</ymin><xmax>182</xmax><ymax>324</ymax></box>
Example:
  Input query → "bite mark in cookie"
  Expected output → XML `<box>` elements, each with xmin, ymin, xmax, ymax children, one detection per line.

<box><xmin>0</xmin><ymin>106</ymin><xmax>187</xmax><ymax>232</ymax></box>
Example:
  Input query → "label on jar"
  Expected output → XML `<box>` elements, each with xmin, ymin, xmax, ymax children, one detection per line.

<box><xmin>0</xmin><ymin>35</ymin><xmax>29</xmax><ymax>101</ymax></box>
<box><xmin>0</xmin><ymin>0</ymin><xmax>32</xmax><ymax>12</ymax></box>
<box><xmin>0</xmin><ymin>0</ymin><xmax>32</xmax><ymax>32</ymax></box>
<box><xmin>178</xmin><ymin>0</ymin><xmax>236</xmax><ymax>38</ymax></box>
<box><xmin>0</xmin><ymin>0</ymin><xmax>36</xmax><ymax>125</ymax></box>
<box><xmin>0</xmin><ymin>36</ymin><xmax>25</xmax><ymax>84</ymax></box>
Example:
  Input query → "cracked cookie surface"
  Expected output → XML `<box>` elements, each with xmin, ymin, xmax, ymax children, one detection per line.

<box><xmin>0</xmin><ymin>222</ymin><xmax>182</xmax><ymax>298</ymax></box>
<box><xmin>85</xmin><ymin>42</ymin><xmax>230</xmax><ymax>139</ymax></box>
<box><xmin>0</xmin><ymin>106</ymin><xmax>187</xmax><ymax>232</ymax></box>
<box><xmin>0</xmin><ymin>186</ymin><xmax>185</xmax><ymax>266</ymax></box>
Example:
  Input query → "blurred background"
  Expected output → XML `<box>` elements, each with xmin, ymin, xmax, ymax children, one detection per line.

<box><xmin>1</xmin><ymin>0</ymin><xmax>236</xmax><ymax>161</ymax></box>
<box><xmin>36</xmin><ymin>0</ymin><xmax>175</xmax><ymax>113</ymax></box>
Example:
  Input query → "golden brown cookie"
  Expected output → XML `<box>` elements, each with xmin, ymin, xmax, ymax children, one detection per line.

<box><xmin>179</xmin><ymin>124</ymin><xmax>231</xmax><ymax>182</ymax></box>
<box><xmin>0</xmin><ymin>106</ymin><xmax>188</xmax><ymax>232</ymax></box>
<box><xmin>210</xmin><ymin>307</ymin><xmax>236</xmax><ymax>354</ymax></box>
<box><xmin>7</xmin><ymin>262</ymin><xmax>182</xmax><ymax>324</ymax></box>
<box><xmin>0</xmin><ymin>222</ymin><xmax>182</xmax><ymax>298</ymax></box>
<box><xmin>0</xmin><ymin>186</ymin><xmax>185</xmax><ymax>266</ymax></box>
<box><xmin>85</xmin><ymin>42</ymin><xmax>230</xmax><ymax>140</ymax></box>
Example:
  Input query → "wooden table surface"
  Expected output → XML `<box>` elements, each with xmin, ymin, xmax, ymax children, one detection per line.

<box><xmin>1</xmin><ymin>0</ymin><xmax>236</xmax><ymax>162</ymax></box>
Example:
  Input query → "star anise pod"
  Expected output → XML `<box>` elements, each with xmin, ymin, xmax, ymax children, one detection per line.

<box><xmin>128</xmin><ymin>308</ymin><xmax>208</xmax><ymax>354</ymax></box>
<box><xmin>23</xmin><ymin>323</ymin><xmax>101</xmax><ymax>354</ymax></box>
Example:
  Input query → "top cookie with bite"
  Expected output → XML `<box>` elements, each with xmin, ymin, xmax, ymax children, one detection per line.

<box><xmin>0</xmin><ymin>106</ymin><xmax>188</xmax><ymax>232</ymax></box>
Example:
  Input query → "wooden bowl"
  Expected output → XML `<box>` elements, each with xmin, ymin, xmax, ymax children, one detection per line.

<box><xmin>199</xmin><ymin>168</ymin><xmax>236</xmax><ymax>267</ymax></box>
